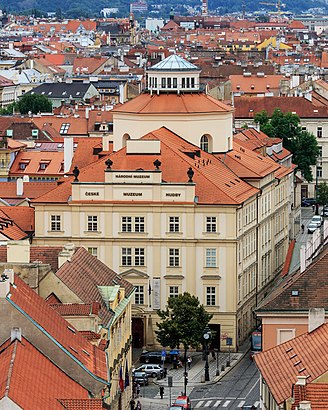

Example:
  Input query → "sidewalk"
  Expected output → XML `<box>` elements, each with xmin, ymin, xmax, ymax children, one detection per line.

<box><xmin>138</xmin><ymin>341</ymin><xmax>250</xmax><ymax>409</ymax></box>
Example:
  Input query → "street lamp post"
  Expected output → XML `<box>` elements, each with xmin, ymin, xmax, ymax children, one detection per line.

<box><xmin>203</xmin><ymin>327</ymin><xmax>211</xmax><ymax>382</ymax></box>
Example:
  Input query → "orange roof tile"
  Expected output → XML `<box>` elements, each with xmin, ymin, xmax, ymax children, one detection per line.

<box><xmin>10</xmin><ymin>151</ymin><xmax>64</xmax><ymax>177</ymax></box>
<box><xmin>255</xmin><ymin>323</ymin><xmax>328</xmax><ymax>405</ymax></box>
<box><xmin>50</xmin><ymin>302</ymin><xmax>101</xmax><ymax>317</ymax></box>
<box><xmin>113</xmin><ymin>93</ymin><xmax>234</xmax><ymax>114</ymax></box>
<box><xmin>33</xmin><ymin>126</ymin><xmax>259</xmax><ymax>206</ymax></box>
<box><xmin>230</xmin><ymin>74</ymin><xmax>284</xmax><ymax>94</ymax></box>
<box><xmin>0</xmin><ymin>337</ymin><xmax>89</xmax><ymax>410</ymax></box>
<box><xmin>0</xmin><ymin>207</ymin><xmax>34</xmax><ymax>233</ymax></box>
<box><xmin>58</xmin><ymin>398</ymin><xmax>103</xmax><ymax>409</ymax></box>
<box><xmin>0</xmin><ymin>181</ymin><xmax>57</xmax><ymax>201</ymax></box>
<box><xmin>73</xmin><ymin>57</ymin><xmax>108</xmax><ymax>75</ymax></box>
<box><xmin>8</xmin><ymin>274</ymin><xmax>108</xmax><ymax>381</ymax></box>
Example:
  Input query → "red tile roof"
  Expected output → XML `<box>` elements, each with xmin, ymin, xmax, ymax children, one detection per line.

<box><xmin>8</xmin><ymin>274</ymin><xmax>108</xmax><ymax>381</ymax></box>
<box><xmin>234</xmin><ymin>96</ymin><xmax>328</xmax><ymax>118</ymax></box>
<box><xmin>0</xmin><ymin>337</ymin><xmax>89</xmax><ymax>410</ymax></box>
<box><xmin>0</xmin><ymin>181</ymin><xmax>57</xmax><ymax>201</ymax></box>
<box><xmin>0</xmin><ymin>206</ymin><xmax>34</xmax><ymax>233</ymax></box>
<box><xmin>73</xmin><ymin>57</ymin><xmax>108</xmax><ymax>75</ymax></box>
<box><xmin>113</xmin><ymin>92</ymin><xmax>234</xmax><ymax>114</ymax></box>
<box><xmin>0</xmin><ymin>209</ymin><xmax>28</xmax><ymax>240</ymax></box>
<box><xmin>50</xmin><ymin>302</ymin><xmax>101</xmax><ymax>317</ymax></box>
<box><xmin>59</xmin><ymin>398</ymin><xmax>103</xmax><ymax>409</ymax></box>
<box><xmin>33</xmin><ymin>127</ymin><xmax>259</xmax><ymax>206</ymax></box>
<box><xmin>255</xmin><ymin>323</ymin><xmax>328</xmax><ymax>405</ymax></box>
<box><xmin>230</xmin><ymin>74</ymin><xmax>284</xmax><ymax>94</ymax></box>
<box><xmin>54</xmin><ymin>247</ymin><xmax>134</xmax><ymax>326</ymax></box>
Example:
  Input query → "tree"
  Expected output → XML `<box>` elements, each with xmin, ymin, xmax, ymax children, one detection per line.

<box><xmin>317</xmin><ymin>182</ymin><xmax>328</xmax><ymax>206</ymax></box>
<box><xmin>17</xmin><ymin>94</ymin><xmax>52</xmax><ymax>115</ymax></box>
<box><xmin>156</xmin><ymin>293</ymin><xmax>212</xmax><ymax>395</ymax></box>
<box><xmin>254</xmin><ymin>109</ymin><xmax>319</xmax><ymax>182</ymax></box>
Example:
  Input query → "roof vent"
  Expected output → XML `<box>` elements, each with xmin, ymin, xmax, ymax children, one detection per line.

<box><xmin>257</xmin><ymin>72</ymin><xmax>265</xmax><ymax>77</ymax></box>
<box><xmin>243</xmin><ymin>72</ymin><xmax>252</xmax><ymax>77</ymax></box>
<box><xmin>11</xmin><ymin>327</ymin><xmax>21</xmax><ymax>342</ymax></box>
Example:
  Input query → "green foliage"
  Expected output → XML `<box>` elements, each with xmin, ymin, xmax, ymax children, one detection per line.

<box><xmin>254</xmin><ymin>109</ymin><xmax>319</xmax><ymax>182</ymax></box>
<box><xmin>0</xmin><ymin>102</ymin><xmax>17</xmax><ymax>115</ymax></box>
<box><xmin>156</xmin><ymin>292</ymin><xmax>212</xmax><ymax>350</ymax></box>
<box><xmin>17</xmin><ymin>94</ymin><xmax>52</xmax><ymax>115</ymax></box>
<box><xmin>317</xmin><ymin>182</ymin><xmax>328</xmax><ymax>206</ymax></box>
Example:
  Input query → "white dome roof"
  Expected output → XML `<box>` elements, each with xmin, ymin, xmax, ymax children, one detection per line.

<box><xmin>148</xmin><ymin>54</ymin><xmax>200</xmax><ymax>72</ymax></box>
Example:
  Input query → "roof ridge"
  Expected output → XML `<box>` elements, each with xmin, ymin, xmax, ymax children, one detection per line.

<box><xmin>5</xmin><ymin>339</ymin><xmax>18</xmax><ymax>398</ymax></box>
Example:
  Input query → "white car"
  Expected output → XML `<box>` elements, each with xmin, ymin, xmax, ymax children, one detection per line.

<box><xmin>308</xmin><ymin>223</ymin><xmax>318</xmax><ymax>234</ymax></box>
<box><xmin>311</xmin><ymin>215</ymin><xmax>323</xmax><ymax>227</ymax></box>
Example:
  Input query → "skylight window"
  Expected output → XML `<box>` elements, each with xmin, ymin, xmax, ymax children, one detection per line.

<box><xmin>60</xmin><ymin>123</ymin><xmax>70</xmax><ymax>134</ymax></box>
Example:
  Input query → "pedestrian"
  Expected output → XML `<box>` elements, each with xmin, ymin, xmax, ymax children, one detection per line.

<box><xmin>187</xmin><ymin>356</ymin><xmax>192</xmax><ymax>370</ymax></box>
<box><xmin>159</xmin><ymin>385</ymin><xmax>164</xmax><ymax>399</ymax></box>
<box><xmin>136</xmin><ymin>383</ymin><xmax>140</xmax><ymax>397</ymax></box>
<box><xmin>136</xmin><ymin>400</ymin><xmax>142</xmax><ymax>410</ymax></box>
<box><xmin>301</xmin><ymin>224</ymin><xmax>305</xmax><ymax>233</ymax></box>
<box><xmin>130</xmin><ymin>398</ymin><xmax>136</xmax><ymax>410</ymax></box>
<box><xmin>312</xmin><ymin>204</ymin><xmax>315</xmax><ymax>212</ymax></box>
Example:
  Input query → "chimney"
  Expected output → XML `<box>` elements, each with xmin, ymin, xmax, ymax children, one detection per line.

<box><xmin>30</xmin><ymin>59</ymin><xmax>34</xmax><ymax>70</ymax></box>
<box><xmin>85</xmin><ymin>107</ymin><xmax>89</xmax><ymax>119</ymax></box>
<box><xmin>58</xmin><ymin>243</ymin><xmax>76</xmax><ymax>268</ymax></box>
<box><xmin>119</xmin><ymin>83</ymin><xmax>125</xmax><ymax>104</ymax></box>
<box><xmin>308</xmin><ymin>308</ymin><xmax>325</xmax><ymax>333</ymax></box>
<box><xmin>64</xmin><ymin>136</ymin><xmax>74</xmax><ymax>173</ymax></box>
<box><xmin>16</xmin><ymin>178</ymin><xmax>23</xmax><ymax>196</ymax></box>
<box><xmin>296</xmin><ymin>376</ymin><xmax>307</xmax><ymax>386</ymax></box>
<box><xmin>11</xmin><ymin>327</ymin><xmax>22</xmax><ymax>342</ymax></box>
<box><xmin>299</xmin><ymin>401</ymin><xmax>311</xmax><ymax>410</ymax></box>
<box><xmin>0</xmin><ymin>268</ymin><xmax>14</xmax><ymax>298</ymax></box>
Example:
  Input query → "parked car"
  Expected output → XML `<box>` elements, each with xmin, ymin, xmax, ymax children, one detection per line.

<box><xmin>321</xmin><ymin>207</ymin><xmax>328</xmax><ymax>217</ymax></box>
<box><xmin>311</xmin><ymin>215</ymin><xmax>323</xmax><ymax>226</ymax></box>
<box><xmin>135</xmin><ymin>364</ymin><xmax>165</xmax><ymax>378</ymax></box>
<box><xmin>301</xmin><ymin>199</ymin><xmax>311</xmax><ymax>207</ymax></box>
<box><xmin>169</xmin><ymin>407</ymin><xmax>184</xmax><ymax>410</ymax></box>
<box><xmin>308</xmin><ymin>222</ymin><xmax>318</xmax><ymax>234</ymax></box>
<box><xmin>132</xmin><ymin>371</ymin><xmax>149</xmax><ymax>386</ymax></box>
<box><xmin>303</xmin><ymin>197</ymin><xmax>317</xmax><ymax>206</ymax></box>
<box><xmin>172</xmin><ymin>396</ymin><xmax>192</xmax><ymax>409</ymax></box>
<box><xmin>140</xmin><ymin>351</ymin><xmax>165</xmax><ymax>364</ymax></box>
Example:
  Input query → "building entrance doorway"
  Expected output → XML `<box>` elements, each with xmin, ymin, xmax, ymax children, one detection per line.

<box><xmin>132</xmin><ymin>317</ymin><xmax>144</xmax><ymax>348</ymax></box>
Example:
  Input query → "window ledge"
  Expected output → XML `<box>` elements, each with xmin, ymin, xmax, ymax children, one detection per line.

<box><xmin>118</xmin><ymin>231</ymin><xmax>148</xmax><ymax>236</ymax></box>
<box><xmin>83</xmin><ymin>230</ymin><xmax>101</xmax><ymax>234</ymax></box>
<box><xmin>47</xmin><ymin>230</ymin><xmax>65</xmax><ymax>234</ymax></box>
<box><xmin>202</xmin><ymin>231</ymin><xmax>220</xmax><ymax>235</ymax></box>
<box><xmin>165</xmin><ymin>231</ymin><xmax>183</xmax><ymax>235</ymax></box>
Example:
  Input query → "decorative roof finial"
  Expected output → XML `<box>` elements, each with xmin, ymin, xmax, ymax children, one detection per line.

<box><xmin>72</xmin><ymin>166</ymin><xmax>80</xmax><ymax>182</ymax></box>
<box><xmin>187</xmin><ymin>167</ymin><xmax>194</xmax><ymax>183</ymax></box>
<box><xmin>105</xmin><ymin>158</ymin><xmax>113</xmax><ymax>170</ymax></box>
<box><xmin>153</xmin><ymin>159</ymin><xmax>161</xmax><ymax>170</ymax></box>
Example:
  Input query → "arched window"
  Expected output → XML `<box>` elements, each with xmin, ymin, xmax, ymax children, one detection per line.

<box><xmin>200</xmin><ymin>135</ymin><xmax>209</xmax><ymax>152</ymax></box>
<box><xmin>122</xmin><ymin>133</ymin><xmax>130</xmax><ymax>147</ymax></box>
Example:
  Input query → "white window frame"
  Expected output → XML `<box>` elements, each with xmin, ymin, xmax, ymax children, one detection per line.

<box><xmin>206</xmin><ymin>286</ymin><xmax>216</xmax><ymax>306</ymax></box>
<box><xmin>277</xmin><ymin>328</ymin><xmax>295</xmax><ymax>345</ymax></box>
<box><xmin>169</xmin><ymin>216</ymin><xmax>180</xmax><ymax>233</ymax></box>
<box><xmin>135</xmin><ymin>216</ymin><xmax>145</xmax><ymax>232</ymax></box>
<box><xmin>206</xmin><ymin>216</ymin><xmax>217</xmax><ymax>233</ymax></box>
<box><xmin>121</xmin><ymin>248</ymin><xmax>145</xmax><ymax>266</ymax></box>
<box><xmin>121</xmin><ymin>216</ymin><xmax>132</xmax><ymax>232</ymax></box>
<box><xmin>122</xmin><ymin>248</ymin><xmax>132</xmax><ymax>266</ymax></box>
<box><xmin>87</xmin><ymin>247</ymin><xmax>98</xmax><ymax>257</ymax></box>
<box><xmin>134</xmin><ymin>248</ymin><xmax>145</xmax><ymax>266</ymax></box>
<box><xmin>169</xmin><ymin>248</ymin><xmax>180</xmax><ymax>267</ymax></box>
<box><xmin>169</xmin><ymin>286</ymin><xmax>179</xmax><ymax>298</ymax></box>
<box><xmin>51</xmin><ymin>215</ymin><xmax>61</xmax><ymax>231</ymax></box>
<box><xmin>135</xmin><ymin>285</ymin><xmax>144</xmax><ymax>304</ymax></box>
<box><xmin>205</xmin><ymin>248</ymin><xmax>217</xmax><ymax>268</ymax></box>
<box><xmin>87</xmin><ymin>215</ymin><xmax>98</xmax><ymax>232</ymax></box>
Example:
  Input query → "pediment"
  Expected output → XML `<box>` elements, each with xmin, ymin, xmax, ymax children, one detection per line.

<box><xmin>120</xmin><ymin>268</ymin><xmax>149</xmax><ymax>279</ymax></box>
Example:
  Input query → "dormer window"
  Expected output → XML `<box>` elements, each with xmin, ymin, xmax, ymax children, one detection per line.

<box><xmin>39</xmin><ymin>161</ymin><xmax>50</xmax><ymax>171</ymax></box>
<box><xmin>251</xmin><ymin>84</ymin><xmax>255</xmax><ymax>89</ymax></box>
<box><xmin>236</xmin><ymin>85</ymin><xmax>240</xmax><ymax>89</ymax></box>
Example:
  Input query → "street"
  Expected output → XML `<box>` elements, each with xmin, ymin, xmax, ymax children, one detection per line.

<box><xmin>138</xmin><ymin>353</ymin><xmax>260</xmax><ymax>409</ymax></box>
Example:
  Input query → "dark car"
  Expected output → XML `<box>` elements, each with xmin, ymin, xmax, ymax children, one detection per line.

<box><xmin>132</xmin><ymin>371</ymin><xmax>149</xmax><ymax>385</ymax></box>
<box><xmin>140</xmin><ymin>351</ymin><xmax>165</xmax><ymax>364</ymax></box>
<box><xmin>302</xmin><ymin>197</ymin><xmax>316</xmax><ymax>206</ymax></box>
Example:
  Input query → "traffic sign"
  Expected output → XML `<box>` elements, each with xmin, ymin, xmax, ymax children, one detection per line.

<box><xmin>161</xmin><ymin>349</ymin><xmax>166</xmax><ymax>357</ymax></box>
<box><xmin>226</xmin><ymin>337</ymin><xmax>233</xmax><ymax>346</ymax></box>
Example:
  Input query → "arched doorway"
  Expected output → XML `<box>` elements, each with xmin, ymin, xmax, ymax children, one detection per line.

<box><xmin>122</xmin><ymin>133</ymin><xmax>130</xmax><ymax>147</ymax></box>
<box><xmin>132</xmin><ymin>317</ymin><xmax>144</xmax><ymax>348</ymax></box>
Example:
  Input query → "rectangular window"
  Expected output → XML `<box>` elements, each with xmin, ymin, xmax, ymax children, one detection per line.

<box><xmin>169</xmin><ymin>248</ymin><xmax>180</xmax><ymax>267</ymax></box>
<box><xmin>206</xmin><ymin>216</ymin><xmax>217</xmax><ymax>233</ymax></box>
<box><xmin>134</xmin><ymin>248</ymin><xmax>145</xmax><ymax>266</ymax></box>
<box><xmin>205</xmin><ymin>248</ymin><xmax>216</xmax><ymax>267</ymax></box>
<box><xmin>135</xmin><ymin>216</ymin><xmax>145</xmax><ymax>232</ymax></box>
<box><xmin>173</xmin><ymin>77</ymin><xmax>177</xmax><ymax>88</ymax></box>
<box><xmin>317</xmin><ymin>127</ymin><xmax>323</xmax><ymax>138</ymax></box>
<box><xmin>167</xmin><ymin>78</ymin><xmax>172</xmax><ymax>88</ymax></box>
<box><xmin>135</xmin><ymin>285</ymin><xmax>144</xmax><ymax>304</ymax></box>
<box><xmin>51</xmin><ymin>215</ymin><xmax>61</xmax><ymax>231</ymax></box>
<box><xmin>169</xmin><ymin>286</ymin><xmax>179</xmax><ymax>298</ymax></box>
<box><xmin>122</xmin><ymin>248</ymin><xmax>132</xmax><ymax>266</ymax></box>
<box><xmin>186</xmin><ymin>77</ymin><xmax>190</xmax><ymax>88</ymax></box>
<box><xmin>169</xmin><ymin>216</ymin><xmax>180</xmax><ymax>232</ymax></box>
<box><xmin>161</xmin><ymin>78</ymin><xmax>166</xmax><ymax>88</ymax></box>
<box><xmin>206</xmin><ymin>287</ymin><xmax>216</xmax><ymax>306</ymax></box>
<box><xmin>87</xmin><ymin>215</ymin><xmax>98</xmax><ymax>231</ymax></box>
<box><xmin>317</xmin><ymin>166</ymin><xmax>322</xmax><ymax>178</ymax></box>
<box><xmin>122</xmin><ymin>216</ymin><xmax>132</xmax><ymax>232</ymax></box>
<box><xmin>182</xmin><ymin>78</ymin><xmax>185</xmax><ymax>88</ymax></box>
<box><xmin>88</xmin><ymin>247</ymin><xmax>98</xmax><ymax>257</ymax></box>
<box><xmin>191</xmin><ymin>77</ymin><xmax>195</xmax><ymax>88</ymax></box>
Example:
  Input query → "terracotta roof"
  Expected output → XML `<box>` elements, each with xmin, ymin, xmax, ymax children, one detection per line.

<box><xmin>32</xmin><ymin>126</ymin><xmax>259</xmax><ymax>205</ymax></box>
<box><xmin>10</xmin><ymin>151</ymin><xmax>64</xmax><ymax>178</ymax></box>
<box><xmin>54</xmin><ymin>247</ymin><xmax>134</xmax><ymax>326</ymax></box>
<box><xmin>58</xmin><ymin>398</ymin><xmax>103</xmax><ymax>409</ymax></box>
<box><xmin>68</xmin><ymin>137</ymin><xmax>103</xmax><ymax>172</ymax></box>
<box><xmin>113</xmin><ymin>92</ymin><xmax>234</xmax><ymax>114</ymax></box>
<box><xmin>289</xmin><ymin>20</ymin><xmax>306</xmax><ymax>30</ymax></box>
<box><xmin>33</xmin><ymin>116</ymin><xmax>89</xmax><ymax>136</ymax></box>
<box><xmin>230</xmin><ymin>74</ymin><xmax>284</xmax><ymax>94</ymax></box>
<box><xmin>80</xmin><ymin>331</ymin><xmax>101</xmax><ymax>341</ymax></box>
<box><xmin>50</xmin><ymin>302</ymin><xmax>101</xmax><ymax>316</ymax></box>
<box><xmin>0</xmin><ymin>209</ymin><xmax>28</xmax><ymax>240</ymax></box>
<box><xmin>0</xmin><ymin>181</ymin><xmax>57</xmax><ymax>201</ymax></box>
<box><xmin>0</xmin><ymin>337</ymin><xmax>89</xmax><ymax>410</ymax></box>
<box><xmin>8</xmin><ymin>274</ymin><xmax>108</xmax><ymax>381</ymax></box>
<box><xmin>255</xmin><ymin>323</ymin><xmax>328</xmax><ymax>405</ymax></box>
<box><xmin>234</xmin><ymin>96</ymin><xmax>328</xmax><ymax>118</ymax></box>
<box><xmin>303</xmin><ymin>383</ymin><xmax>328</xmax><ymax>409</ymax></box>
<box><xmin>257</xmin><ymin>247</ymin><xmax>328</xmax><ymax>313</ymax></box>
<box><xmin>73</xmin><ymin>57</ymin><xmax>108</xmax><ymax>75</ymax></box>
